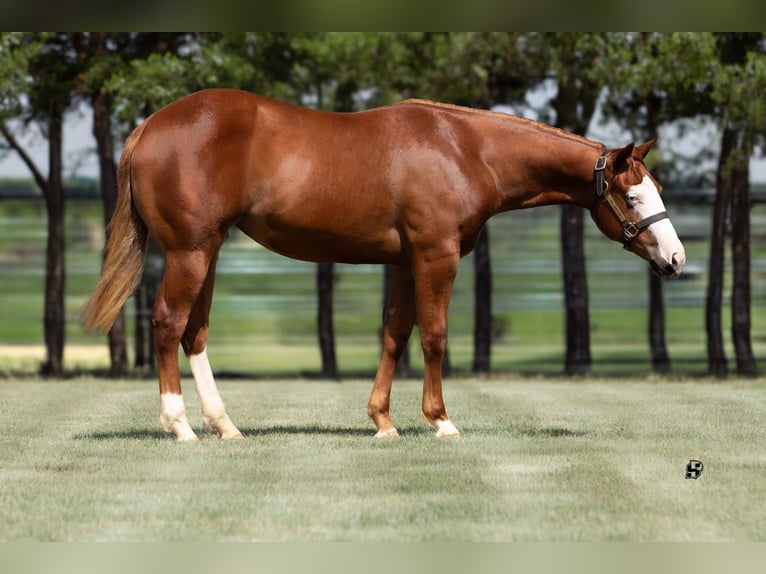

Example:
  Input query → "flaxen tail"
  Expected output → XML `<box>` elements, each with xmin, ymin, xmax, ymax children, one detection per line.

<box><xmin>82</xmin><ymin>122</ymin><xmax>149</xmax><ymax>334</ymax></box>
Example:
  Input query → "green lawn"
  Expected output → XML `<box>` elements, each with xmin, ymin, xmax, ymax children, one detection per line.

<box><xmin>1</xmin><ymin>377</ymin><xmax>764</xmax><ymax>541</ymax></box>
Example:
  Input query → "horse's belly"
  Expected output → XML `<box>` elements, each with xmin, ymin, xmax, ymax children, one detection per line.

<box><xmin>236</xmin><ymin>215</ymin><xmax>404</xmax><ymax>265</ymax></box>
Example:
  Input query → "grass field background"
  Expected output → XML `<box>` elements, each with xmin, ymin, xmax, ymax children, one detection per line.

<box><xmin>1</xmin><ymin>376</ymin><xmax>764</xmax><ymax>541</ymax></box>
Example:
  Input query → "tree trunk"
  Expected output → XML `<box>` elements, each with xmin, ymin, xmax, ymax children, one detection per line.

<box><xmin>648</xmin><ymin>271</ymin><xmax>670</xmax><ymax>373</ymax></box>
<box><xmin>317</xmin><ymin>262</ymin><xmax>338</xmax><ymax>378</ymax></box>
<box><xmin>729</xmin><ymin>132</ymin><xmax>756</xmax><ymax>375</ymax></box>
<box><xmin>553</xmin><ymin>66</ymin><xmax>597</xmax><ymax>377</ymax></box>
<box><xmin>706</xmin><ymin>127</ymin><xmax>734</xmax><ymax>377</ymax></box>
<box><xmin>473</xmin><ymin>225</ymin><xmax>492</xmax><ymax>374</ymax></box>
<box><xmin>560</xmin><ymin>205</ymin><xmax>591</xmax><ymax>375</ymax></box>
<box><xmin>40</xmin><ymin>109</ymin><xmax>66</xmax><ymax>377</ymax></box>
<box><xmin>92</xmin><ymin>91</ymin><xmax>128</xmax><ymax>376</ymax></box>
<box><xmin>134</xmin><ymin>237</ymin><xmax>162</xmax><ymax>373</ymax></box>
<box><xmin>134</xmin><ymin>279</ymin><xmax>151</xmax><ymax>372</ymax></box>
<box><xmin>639</xmin><ymin>106</ymin><xmax>672</xmax><ymax>374</ymax></box>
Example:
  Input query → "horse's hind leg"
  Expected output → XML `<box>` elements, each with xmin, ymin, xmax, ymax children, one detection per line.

<box><xmin>182</xmin><ymin>252</ymin><xmax>243</xmax><ymax>439</ymax></box>
<box><xmin>153</xmin><ymin>248</ymin><xmax>217</xmax><ymax>441</ymax></box>
<box><xmin>368</xmin><ymin>267</ymin><xmax>415</xmax><ymax>438</ymax></box>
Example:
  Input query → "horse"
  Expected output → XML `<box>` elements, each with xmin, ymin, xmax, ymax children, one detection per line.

<box><xmin>83</xmin><ymin>89</ymin><xmax>685</xmax><ymax>441</ymax></box>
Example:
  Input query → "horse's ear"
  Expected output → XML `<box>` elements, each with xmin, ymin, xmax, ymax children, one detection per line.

<box><xmin>635</xmin><ymin>138</ymin><xmax>657</xmax><ymax>159</ymax></box>
<box><xmin>609</xmin><ymin>143</ymin><xmax>634</xmax><ymax>171</ymax></box>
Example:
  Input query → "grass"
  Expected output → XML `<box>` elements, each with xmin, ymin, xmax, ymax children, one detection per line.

<box><xmin>0</xmin><ymin>376</ymin><xmax>764</xmax><ymax>541</ymax></box>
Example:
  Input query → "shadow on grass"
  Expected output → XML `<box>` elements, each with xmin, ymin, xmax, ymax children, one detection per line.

<box><xmin>74</xmin><ymin>424</ymin><xmax>587</xmax><ymax>442</ymax></box>
<box><xmin>74</xmin><ymin>429</ymin><xmax>170</xmax><ymax>441</ymax></box>
<box><xmin>74</xmin><ymin>424</ymin><xmax>443</xmax><ymax>441</ymax></box>
<box><xmin>244</xmin><ymin>425</ymin><xmax>376</xmax><ymax>437</ymax></box>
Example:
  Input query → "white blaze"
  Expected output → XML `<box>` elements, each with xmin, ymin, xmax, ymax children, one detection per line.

<box><xmin>627</xmin><ymin>175</ymin><xmax>685</xmax><ymax>273</ymax></box>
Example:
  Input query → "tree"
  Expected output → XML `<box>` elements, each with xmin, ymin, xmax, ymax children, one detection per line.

<box><xmin>709</xmin><ymin>32</ymin><xmax>764</xmax><ymax>376</ymax></box>
<box><xmin>602</xmin><ymin>32</ymin><xmax>763</xmax><ymax>376</ymax></box>
<box><xmin>103</xmin><ymin>33</ymin><xmax>260</xmax><ymax>372</ymax></box>
<box><xmin>545</xmin><ymin>33</ymin><xmax>620</xmax><ymax>375</ymax></box>
<box><xmin>69</xmin><ymin>32</ymin><xmax>129</xmax><ymax>375</ymax></box>
<box><xmin>472</xmin><ymin>225</ymin><xmax>492</xmax><ymax>373</ymax></box>
<box><xmin>600</xmin><ymin>33</ymin><xmax>720</xmax><ymax>374</ymax></box>
<box><xmin>0</xmin><ymin>33</ymin><xmax>80</xmax><ymax>376</ymax></box>
<box><xmin>598</xmin><ymin>33</ymin><xmax>679</xmax><ymax>373</ymax></box>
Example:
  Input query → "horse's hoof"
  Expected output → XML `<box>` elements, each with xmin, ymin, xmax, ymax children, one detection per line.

<box><xmin>221</xmin><ymin>431</ymin><xmax>245</xmax><ymax>440</ymax></box>
<box><xmin>374</xmin><ymin>427</ymin><xmax>399</xmax><ymax>438</ymax></box>
<box><xmin>434</xmin><ymin>419</ymin><xmax>461</xmax><ymax>439</ymax></box>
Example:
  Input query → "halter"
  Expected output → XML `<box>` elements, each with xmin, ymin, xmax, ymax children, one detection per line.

<box><xmin>594</xmin><ymin>151</ymin><xmax>669</xmax><ymax>246</ymax></box>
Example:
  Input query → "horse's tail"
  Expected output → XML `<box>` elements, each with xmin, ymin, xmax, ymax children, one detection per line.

<box><xmin>82</xmin><ymin>122</ymin><xmax>149</xmax><ymax>334</ymax></box>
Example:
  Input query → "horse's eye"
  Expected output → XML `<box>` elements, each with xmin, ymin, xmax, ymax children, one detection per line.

<box><xmin>626</xmin><ymin>194</ymin><xmax>639</xmax><ymax>206</ymax></box>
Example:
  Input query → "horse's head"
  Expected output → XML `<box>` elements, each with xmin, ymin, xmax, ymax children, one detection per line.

<box><xmin>589</xmin><ymin>139</ymin><xmax>685</xmax><ymax>278</ymax></box>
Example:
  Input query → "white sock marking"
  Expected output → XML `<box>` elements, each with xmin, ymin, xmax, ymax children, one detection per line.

<box><xmin>160</xmin><ymin>393</ymin><xmax>197</xmax><ymax>441</ymax></box>
<box><xmin>374</xmin><ymin>427</ymin><xmax>400</xmax><ymax>438</ymax></box>
<box><xmin>435</xmin><ymin>419</ymin><xmax>460</xmax><ymax>438</ymax></box>
<box><xmin>189</xmin><ymin>348</ymin><xmax>242</xmax><ymax>438</ymax></box>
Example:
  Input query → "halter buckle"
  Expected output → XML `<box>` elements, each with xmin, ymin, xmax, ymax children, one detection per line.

<box><xmin>594</xmin><ymin>152</ymin><xmax>608</xmax><ymax>198</ymax></box>
<box><xmin>623</xmin><ymin>221</ymin><xmax>640</xmax><ymax>241</ymax></box>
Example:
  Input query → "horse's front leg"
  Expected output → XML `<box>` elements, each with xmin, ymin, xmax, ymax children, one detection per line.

<box><xmin>413</xmin><ymin>249</ymin><xmax>461</xmax><ymax>438</ymax></box>
<box><xmin>368</xmin><ymin>266</ymin><xmax>416</xmax><ymax>438</ymax></box>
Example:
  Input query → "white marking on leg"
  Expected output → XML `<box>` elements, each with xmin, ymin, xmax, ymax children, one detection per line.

<box><xmin>374</xmin><ymin>427</ymin><xmax>400</xmax><ymax>438</ymax></box>
<box><xmin>434</xmin><ymin>419</ymin><xmax>460</xmax><ymax>438</ymax></box>
<box><xmin>189</xmin><ymin>348</ymin><xmax>243</xmax><ymax>439</ymax></box>
<box><xmin>160</xmin><ymin>393</ymin><xmax>198</xmax><ymax>442</ymax></box>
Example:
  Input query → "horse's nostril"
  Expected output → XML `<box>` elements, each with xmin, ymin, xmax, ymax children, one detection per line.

<box><xmin>671</xmin><ymin>252</ymin><xmax>685</xmax><ymax>272</ymax></box>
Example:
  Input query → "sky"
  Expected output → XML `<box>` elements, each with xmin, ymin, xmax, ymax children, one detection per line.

<box><xmin>0</xmin><ymin>103</ymin><xmax>101</xmax><ymax>180</ymax></box>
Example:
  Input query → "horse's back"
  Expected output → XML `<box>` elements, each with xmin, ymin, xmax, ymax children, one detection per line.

<box><xmin>128</xmin><ymin>89</ymin><xmax>489</xmax><ymax>263</ymax></box>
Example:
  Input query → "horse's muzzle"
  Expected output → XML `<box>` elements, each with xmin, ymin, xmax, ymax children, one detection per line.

<box><xmin>650</xmin><ymin>252</ymin><xmax>684</xmax><ymax>278</ymax></box>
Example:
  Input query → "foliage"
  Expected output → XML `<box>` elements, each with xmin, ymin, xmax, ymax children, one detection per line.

<box><xmin>0</xmin><ymin>33</ymin><xmax>45</xmax><ymax>120</ymax></box>
<box><xmin>600</xmin><ymin>32</ymin><xmax>766</xmax><ymax>151</ymax></box>
<box><xmin>713</xmin><ymin>45</ymin><xmax>766</xmax><ymax>133</ymax></box>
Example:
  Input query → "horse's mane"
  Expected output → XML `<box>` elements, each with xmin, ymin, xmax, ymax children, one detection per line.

<box><xmin>399</xmin><ymin>98</ymin><xmax>602</xmax><ymax>150</ymax></box>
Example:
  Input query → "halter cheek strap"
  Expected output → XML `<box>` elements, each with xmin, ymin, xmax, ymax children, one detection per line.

<box><xmin>594</xmin><ymin>151</ymin><xmax>669</xmax><ymax>246</ymax></box>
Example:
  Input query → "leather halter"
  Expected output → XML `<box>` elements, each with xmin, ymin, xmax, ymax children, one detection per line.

<box><xmin>594</xmin><ymin>151</ymin><xmax>669</xmax><ymax>246</ymax></box>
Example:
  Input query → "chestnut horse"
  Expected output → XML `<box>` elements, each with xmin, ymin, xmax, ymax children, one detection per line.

<box><xmin>83</xmin><ymin>89</ymin><xmax>685</xmax><ymax>441</ymax></box>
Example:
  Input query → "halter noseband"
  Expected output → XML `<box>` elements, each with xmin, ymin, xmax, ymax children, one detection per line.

<box><xmin>594</xmin><ymin>151</ymin><xmax>669</xmax><ymax>246</ymax></box>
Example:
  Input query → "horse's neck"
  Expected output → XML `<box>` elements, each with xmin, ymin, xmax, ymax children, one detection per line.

<box><xmin>481</xmin><ymin>117</ymin><xmax>603</xmax><ymax>214</ymax></box>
